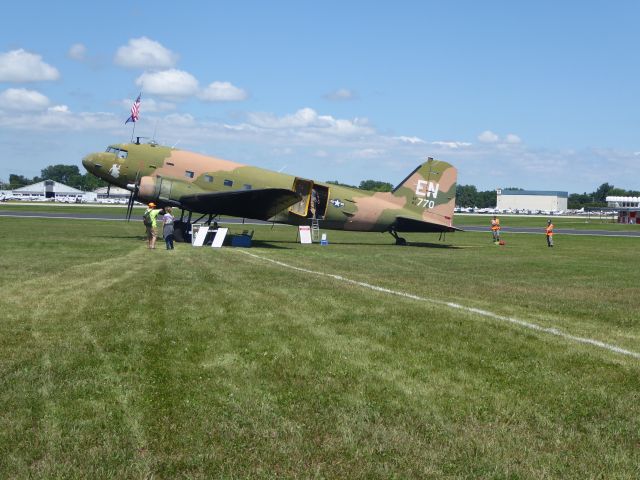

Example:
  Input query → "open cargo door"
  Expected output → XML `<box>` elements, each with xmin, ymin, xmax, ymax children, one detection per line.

<box><xmin>289</xmin><ymin>178</ymin><xmax>313</xmax><ymax>217</ymax></box>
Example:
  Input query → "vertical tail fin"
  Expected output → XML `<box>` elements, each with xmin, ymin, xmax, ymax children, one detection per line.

<box><xmin>393</xmin><ymin>157</ymin><xmax>457</xmax><ymax>228</ymax></box>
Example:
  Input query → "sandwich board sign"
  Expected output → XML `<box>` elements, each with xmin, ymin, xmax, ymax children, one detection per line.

<box><xmin>192</xmin><ymin>224</ymin><xmax>210</xmax><ymax>247</ymax></box>
<box><xmin>299</xmin><ymin>225</ymin><xmax>312</xmax><ymax>244</ymax></box>
<box><xmin>211</xmin><ymin>228</ymin><xmax>228</xmax><ymax>248</ymax></box>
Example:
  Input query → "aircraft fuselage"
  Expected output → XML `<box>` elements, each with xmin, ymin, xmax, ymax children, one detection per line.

<box><xmin>82</xmin><ymin>142</ymin><xmax>457</xmax><ymax>233</ymax></box>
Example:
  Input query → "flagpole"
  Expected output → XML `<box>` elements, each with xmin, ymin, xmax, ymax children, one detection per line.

<box><xmin>126</xmin><ymin>92</ymin><xmax>142</xmax><ymax>143</ymax></box>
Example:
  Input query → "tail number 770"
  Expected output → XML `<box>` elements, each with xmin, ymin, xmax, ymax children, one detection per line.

<box><xmin>416</xmin><ymin>198</ymin><xmax>435</xmax><ymax>208</ymax></box>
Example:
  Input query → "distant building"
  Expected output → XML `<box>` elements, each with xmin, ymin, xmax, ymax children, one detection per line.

<box><xmin>12</xmin><ymin>180</ymin><xmax>85</xmax><ymax>200</ymax></box>
<box><xmin>496</xmin><ymin>189</ymin><xmax>568</xmax><ymax>212</ymax></box>
<box><xmin>93</xmin><ymin>186</ymin><xmax>131</xmax><ymax>200</ymax></box>
<box><xmin>606</xmin><ymin>196</ymin><xmax>640</xmax><ymax>224</ymax></box>
<box><xmin>7</xmin><ymin>180</ymin><xmax>99</xmax><ymax>202</ymax></box>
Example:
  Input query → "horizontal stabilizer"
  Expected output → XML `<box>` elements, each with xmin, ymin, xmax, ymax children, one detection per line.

<box><xmin>180</xmin><ymin>188</ymin><xmax>301</xmax><ymax>220</ymax></box>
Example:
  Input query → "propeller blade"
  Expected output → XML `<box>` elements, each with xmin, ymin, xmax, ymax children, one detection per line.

<box><xmin>126</xmin><ymin>192</ymin><xmax>135</xmax><ymax>221</ymax></box>
<box><xmin>125</xmin><ymin>170</ymin><xmax>141</xmax><ymax>222</ymax></box>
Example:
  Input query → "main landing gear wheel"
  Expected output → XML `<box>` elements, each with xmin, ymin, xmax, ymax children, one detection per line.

<box><xmin>389</xmin><ymin>227</ymin><xmax>407</xmax><ymax>246</ymax></box>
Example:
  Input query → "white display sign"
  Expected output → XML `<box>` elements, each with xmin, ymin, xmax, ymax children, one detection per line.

<box><xmin>299</xmin><ymin>225</ymin><xmax>312</xmax><ymax>244</ymax></box>
<box><xmin>192</xmin><ymin>224</ymin><xmax>209</xmax><ymax>247</ymax></box>
<box><xmin>211</xmin><ymin>228</ymin><xmax>228</xmax><ymax>248</ymax></box>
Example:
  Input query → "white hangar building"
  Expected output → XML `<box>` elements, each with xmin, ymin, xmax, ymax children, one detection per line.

<box><xmin>496</xmin><ymin>189</ymin><xmax>568</xmax><ymax>212</ymax></box>
<box><xmin>12</xmin><ymin>180</ymin><xmax>85</xmax><ymax>200</ymax></box>
<box><xmin>93</xmin><ymin>186</ymin><xmax>131</xmax><ymax>200</ymax></box>
<box><xmin>606</xmin><ymin>196</ymin><xmax>640</xmax><ymax>224</ymax></box>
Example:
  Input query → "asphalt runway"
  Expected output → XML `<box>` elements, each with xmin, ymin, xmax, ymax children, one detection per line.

<box><xmin>462</xmin><ymin>225</ymin><xmax>640</xmax><ymax>237</ymax></box>
<box><xmin>2</xmin><ymin>209</ymin><xmax>639</xmax><ymax>237</ymax></box>
<box><xmin>0</xmin><ymin>209</ymin><xmax>273</xmax><ymax>225</ymax></box>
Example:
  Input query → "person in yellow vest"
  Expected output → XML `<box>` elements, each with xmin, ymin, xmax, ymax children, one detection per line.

<box><xmin>490</xmin><ymin>215</ymin><xmax>501</xmax><ymax>243</ymax></box>
<box><xmin>143</xmin><ymin>202</ymin><xmax>163</xmax><ymax>249</ymax></box>
<box><xmin>546</xmin><ymin>219</ymin><xmax>554</xmax><ymax>247</ymax></box>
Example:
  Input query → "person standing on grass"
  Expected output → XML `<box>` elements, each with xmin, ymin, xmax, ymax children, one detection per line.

<box><xmin>546</xmin><ymin>219</ymin><xmax>554</xmax><ymax>247</ymax></box>
<box><xmin>143</xmin><ymin>202</ymin><xmax>162</xmax><ymax>249</ymax></box>
<box><xmin>163</xmin><ymin>206</ymin><xmax>175</xmax><ymax>250</ymax></box>
<box><xmin>491</xmin><ymin>215</ymin><xmax>501</xmax><ymax>243</ymax></box>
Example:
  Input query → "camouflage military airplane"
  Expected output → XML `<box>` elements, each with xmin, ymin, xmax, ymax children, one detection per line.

<box><xmin>82</xmin><ymin>139</ymin><xmax>459</xmax><ymax>244</ymax></box>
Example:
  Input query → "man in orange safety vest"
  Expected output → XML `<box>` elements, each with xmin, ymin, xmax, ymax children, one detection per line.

<box><xmin>491</xmin><ymin>215</ymin><xmax>501</xmax><ymax>243</ymax></box>
<box><xmin>546</xmin><ymin>220</ymin><xmax>554</xmax><ymax>247</ymax></box>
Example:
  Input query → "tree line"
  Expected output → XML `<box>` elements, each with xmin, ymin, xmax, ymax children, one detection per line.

<box><xmin>2</xmin><ymin>165</ymin><xmax>106</xmax><ymax>191</ymax></box>
<box><xmin>2</xmin><ymin>164</ymin><xmax>637</xmax><ymax>209</ymax></box>
<box><xmin>455</xmin><ymin>183</ymin><xmax>640</xmax><ymax>209</ymax></box>
<box><xmin>326</xmin><ymin>179</ymin><xmax>394</xmax><ymax>192</ymax></box>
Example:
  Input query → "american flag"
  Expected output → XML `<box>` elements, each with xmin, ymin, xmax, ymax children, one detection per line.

<box><xmin>125</xmin><ymin>93</ymin><xmax>141</xmax><ymax>124</ymax></box>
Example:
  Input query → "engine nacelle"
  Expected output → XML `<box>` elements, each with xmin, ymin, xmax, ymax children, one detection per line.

<box><xmin>137</xmin><ymin>176</ymin><xmax>182</xmax><ymax>208</ymax></box>
<box><xmin>137</xmin><ymin>175</ymin><xmax>158</xmax><ymax>201</ymax></box>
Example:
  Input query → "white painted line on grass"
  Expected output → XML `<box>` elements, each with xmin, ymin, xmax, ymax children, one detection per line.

<box><xmin>238</xmin><ymin>250</ymin><xmax>640</xmax><ymax>360</ymax></box>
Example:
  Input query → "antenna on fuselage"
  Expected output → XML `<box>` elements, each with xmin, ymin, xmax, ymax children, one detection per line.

<box><xmin>152</xmin><ymin>120</ymin><xmax>159</xmax><ymax>143</ymax></box>
<box><xmin>425</xmin><ymin>156</ymin><xmax>437</xmax><ymax>182</ymax></box>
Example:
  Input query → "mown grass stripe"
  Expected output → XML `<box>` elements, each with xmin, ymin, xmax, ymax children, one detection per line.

<box><xmin>237</xmin><ymin>250</ymin><xmax>640</xmax><ymax>360</ymax></box>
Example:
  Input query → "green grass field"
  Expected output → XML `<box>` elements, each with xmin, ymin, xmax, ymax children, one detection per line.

<box><xmin>1</xmin><ymin>217</ymin><xmax>639</xmax><ymax>478</ymax></box>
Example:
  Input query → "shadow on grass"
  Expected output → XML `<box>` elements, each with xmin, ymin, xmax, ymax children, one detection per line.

<box><xmin>247</xmin><ymin>239</ymin><xmax>461</xmax><ymax>249</ymax></box>
<box><xmin>406</xmin><ymin>242</ymin><xmax>462</xmax><ymax>249</ymax></box>
<box><xmin>246</xmin><ymin>240</ymin><xmax>292</xmax><ymax>249</ymax></box>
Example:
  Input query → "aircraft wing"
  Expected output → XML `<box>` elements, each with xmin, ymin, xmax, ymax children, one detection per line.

<box><xmin>394</xmin><ymin>215</ymin><xmax>463</xmax><ymax>233</ymax></box>
<box><xmin>179</xmin><ymin>188</ymin><xmax>302</xmax><ymax>220</ymax></box>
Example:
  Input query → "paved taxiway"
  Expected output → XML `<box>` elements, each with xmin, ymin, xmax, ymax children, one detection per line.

<box><xmin>462</xmin><ymin>225</ymin><xmax>640</xmax><ymax>237</ymax></box>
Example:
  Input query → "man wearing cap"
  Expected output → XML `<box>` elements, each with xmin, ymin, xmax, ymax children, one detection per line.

<box><xmin>143</xmin><ymin>202</ymin><xmax>163</xmax><ymax>249</ymax></box>
<box><xmin>490</xmin><ymin>215</ymin><xmax>501</xmax><ymax>243</ymax></box>
<box><xmin>545</xmin><ymin>219</ymin><xmax>554</xmax><ymax>247</ymax></box>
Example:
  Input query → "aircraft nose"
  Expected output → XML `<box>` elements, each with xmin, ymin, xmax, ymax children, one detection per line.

<box><xmin>82</xmin><ymin>153</ymin><xmax>101</xmax><ymax>173</ymax></box>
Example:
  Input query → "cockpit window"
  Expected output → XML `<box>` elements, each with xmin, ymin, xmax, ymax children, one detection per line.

<box><xmin>105</xmin><ymin>146</ymin><xmax>128</xmax><ymax>159</ymax></box>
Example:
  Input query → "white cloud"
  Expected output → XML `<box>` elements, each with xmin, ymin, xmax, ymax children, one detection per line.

<box><xmin>431</xmin><ymin>141</ymin><xmax>472</xmax><ymax>149</ymax></box>
<box><xmin>0</xmin><ymin>107</ymin><xmax>119</xmax><ymax>131</ymax></box>
<box><xmin>271</xmin><ymin>147</ymin><xmax>293</xmax><ymax>155</ymax></box>
<box><xmin>324</xmin><ymin>88</ymin><xmax>356</xmax><ymax>101</ymax></box>
<box><xmin>394</xmin><ymin>136</ymin><xmax>426</xmax><ymax>144</ymax></box>
<box><xmin>120</xmin><ymin>97</ymin><xmax>175</xmax><ymax>113</ymax></box>
<box><xmin>505</xmin><ymin>133</ymin><xmax>522</xmax><ymax>144</ymax></box>
<box><xmin>2</xmin><ymin>101</ymin><xmax>639</xmax><ymax>193</ymax></box>
<box><xmin>246</xmin><ymin>107</ymin><xmax>374</xmax><ymax>136</ymax></box>
<box><xmin>135</xmin><ymin>69</ymin><xmax>199</xmax><ymax>97</ymax></box>
<box><xmin>248</xmin><ymin>108</ymin><xmax>318</xmax><ymax>128</ymax></box>
<box><xmin>199</xmin><ymin>81</ymin><xmax>248</xmax><ymax>102</ymax></box>
<box><xmin>68</xmin><ymin>43</ymin><xmax>87</xmax><ymax>61</ymax></box>
<box><xmin>0</xmin><ymin>49</ymin><xmax>60</xmax><ymax>82</ymax></box>
<box><xmin>0</xmin><ymin>88</ymin><xmax>50</xmax><ymax>111</ymax></box>
<box><xmin>352</xmin><ymin>148</ymin><xmax>384</xmax><ymax>158</ymax></box>
<box><xmin>48</xmin><ymin>105</ymin><xmax>69</xmax><ymax>113</ymax></box>
<box><xmin>162</xmin><ymin>113</ymin><xmax>196</xmax><ymax>127</ymax></box>
<box><xmin>114</xmin><ymin>37</ymin><xmax>178</xmax><ymax>69</ymax></box>
<box><xmin>476</xmin><ymin>131</ymin><xmax>521</xmax><ymax>145</ymax></box>
<box><xmin>478</xmin><ymin>130</ymin><xmax>499</xmax><ymax>143</ymax></box>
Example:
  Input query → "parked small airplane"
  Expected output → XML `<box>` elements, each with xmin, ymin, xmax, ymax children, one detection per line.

<box><xmin>82</xmin><ymin>139</ymin><xmax>459</xmax><ymax>244</ymax></box>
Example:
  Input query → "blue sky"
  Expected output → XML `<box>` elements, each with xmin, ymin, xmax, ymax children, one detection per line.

<box><xmin>1</xmin><ymin>0</ymin><xmax>639</xmax><ymax>192</ymax></box>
